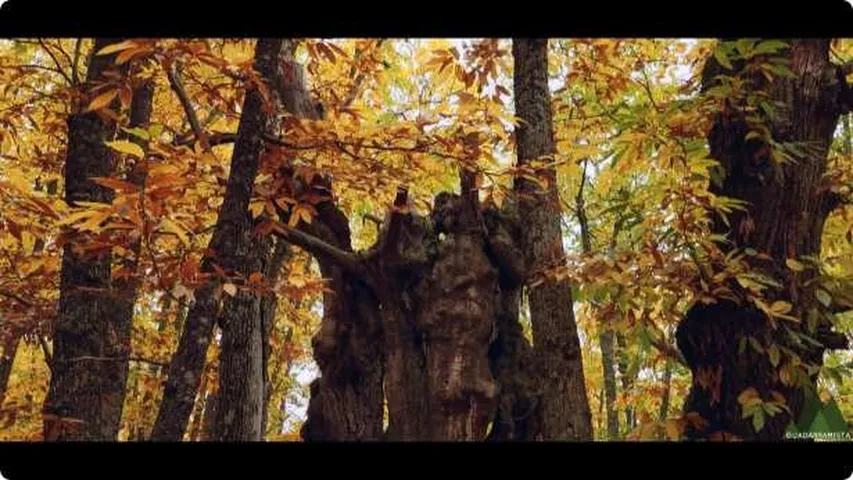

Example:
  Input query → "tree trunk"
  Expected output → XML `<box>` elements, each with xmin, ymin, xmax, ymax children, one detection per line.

<box><xmin>616</xmin><ymin>332</ymin><xmax>635</xmax><ymax>431</ymax></box>
<box><xmin>210</xmin><ymin>39</ymin><xmax>293</xmax><ymax>442</ymax></box>
<box><xmin>677</xmin><ymin>39</ymin><xmax>851</xmax><ymax>440</ymax></box>
<box><xmin>151</xmin><ymin>38</ymin><xmax>291</xmax><ymax>441</ymax></box>
<box><xmin>103</xmin><ymin>70</ymin><xmax>156</xmax><ymax>438</ymax></box>
<box><xmin>576</xmin><ymin>158</ymin><xmax>619</xmax><ymax>439</ymax></box>
<box><xmin>512</xmin><ymin>38</ymin><xmax>592</xmax><ymax>441</ymax></box>
<box><xmin>658</xmin><ymin>358</ymin><xmax>672</xmax><ymax>422</ymax></box>
<box><xmin>261</xmin><ymin>238</ymin><xmax>289</xmax><ymax>437</ymax></box>
<box><xmin>42</xmin><ymin>38</ymin><xmax>131</xmax><ymax>441</ymax></box>
<box><xmin>0</xmin><ymin>332</ymin><xmax>20</xmax><ymax>406</ymax></box>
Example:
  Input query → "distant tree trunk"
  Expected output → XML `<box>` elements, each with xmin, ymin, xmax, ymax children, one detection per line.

<box><xmin>658</xmin><ymin>358</ymin><xmax>672</xmax><ymax>421</ymax></box>
<box><xmin>512</xmin><ymin>38</ymin><xmax>592</xmax><ymax>441</ymax></box>
<box><xmin>677</xmin><ymin>39</ymin><xmax>851</xmax><ymax>440</ymax></box>
<box><xmin>261</xmin><ymin>238</ymin><xmax>290</xmax><ymax>436</ymax></box>
<box><xmin>151</xmin><ymin>38</ymin><xmax>291</xmax><ymax>441</ymax></box>
<box><xmin>616</xmin><ymin>332</ymin><xmax>635</xmax><ymax>430</ymax></box>
<box><xmin>0</xmin><ymin>331</ymin><xmax>20</xmax><ymax>406</ymax></box>
<box><xmin>576</xmin><ymin>158</ymin><xmax>618</xmax><ymax>439</ymax></box>
<box><xmin>42</xmin><ymin>38</ymin><xmax>131</xmax><ymax>441</ymax></box>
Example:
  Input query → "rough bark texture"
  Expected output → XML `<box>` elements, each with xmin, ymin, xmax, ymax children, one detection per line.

<box><xmin>677</xmin><ymin>39</ymin><xmax>851</xmax><ymax>440</ymax></box>
<box><xmin>418</xmin><ymin>191</ymin><xmax>499</xmax><ymax>440</ymax></box>
<box><xmin>151</xmin><ymin>39</ymin><xmax>290</xmax><ymax>441</ymax></box>
<box><xmin>485</xmin><ymin>201</ymin><xmax>539</xmax><ymax>441</ymax></box>
<box><xmin>104</xmin><ymin>73</ymin><xmax>155</xmax><ymax>438</ymax></box>
<box><xmin>211</xmin><ymin>38</ymin><xmax>293</xmax><ymax>442</ymax></box>
<box><xmin>512</xmin><ymin>38</ymin><xmax>592</xmax><ymax>440</ymax></box>
<box><xmin>42</xmin><ymin>38</ymin><xmax>130</xmax><ymax>441</ymax></box>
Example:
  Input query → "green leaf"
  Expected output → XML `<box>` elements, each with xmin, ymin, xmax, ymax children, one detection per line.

<box><xmin>768</xmin><ymin>344</ymin><xmax>781</xmax><ymax>367</ymax></box>
<box><xmin>714</xmin><ymin>46</ymin><xmax>734</xmax><ymax>70</ymax></box>
<box><xmin>738</xmin><ymin>336</ymin><xmax>747</xmax><ymax>354</ymax></box>
<box><xmin>753</xmin><ymin>40</ymin><xmax>788</xmax><ymax>56</ymax></box>
<box><xmin>748</xmin><ymin>336</ymin><xmax>765</xmax><ymax>354</ymax></box>
<box><xmin>121</xmin><ymin>126</ymin><xmax>150</xmax><ymax>141</ymax></box>
<box><xmin>752</xmin><ymin>409</ymin><xmax>766</xmax><ymax>432</ymax></box>
<box><xmin>821</xmin><ymin>399</ymin><xmax>848</xmax><ymax>432</ymax></box>
<box><xmin>815</xmin><ymin>289</ymin><xmax>831</xmax><ymax>308</ymax></box>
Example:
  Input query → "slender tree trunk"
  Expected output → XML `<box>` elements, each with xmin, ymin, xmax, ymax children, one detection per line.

<box><xmin>103</xmin><ymin>70</ymin><xmax>156</xmax><ymax>438</ymax></box>
<box><xmin>576</xmin><ymin>158</ymin><xmax>619</xmax><ymax>439</ymax></box>
<box><xmin>151</xmin><ymin>39</ymin><xmax>291</xmax><ymax>441</ymax></box>
<box><xmin>616</xmin><ymin>332</ymin><xmax>635</xmax><ymax>431</ymax></box>
<box><xmin>658</xmin><ymin>358</ymin><xmax>672</xmax><ymax>422</ymax></box>
<box><xmin>512</xmin><ymin>38</ymin><xmax>592</xmax><ymax>441</ymax></box>
<box><xmin>261</xmin><ymin>238</ymin><xmax>290</xmax><ymax>436</ymax></box>
<box><xmin>677</xmin><ymin>39</ymin><xmax>851</xmax><ymax>440</ymax></box>
<box><xmin>0</xmin><ymin>332</ymin><xmax>20</xmax><ymax>406</ymax></box>
<box><xmin>42</xmin><ymin>38</ymin><xmax>131</xmax><ymax>441</ymax></box>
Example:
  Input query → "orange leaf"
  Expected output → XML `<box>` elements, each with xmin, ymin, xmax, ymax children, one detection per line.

<box><xmin>86</xmin><ymin>89</ymin><xmax>119</xmax><ymax>112</ymax></box>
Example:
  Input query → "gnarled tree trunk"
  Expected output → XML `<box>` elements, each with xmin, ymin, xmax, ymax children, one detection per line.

<box><xmin>677</xmin><ymin>39</ymin><xmax>852</xmax><ymax>440</ymax></box>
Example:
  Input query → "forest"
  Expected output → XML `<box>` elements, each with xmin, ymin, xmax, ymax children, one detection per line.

<box><xmin>0</xmin><ymin>37</ymin><xmax>850</xmax><ymax>442</ymax></box>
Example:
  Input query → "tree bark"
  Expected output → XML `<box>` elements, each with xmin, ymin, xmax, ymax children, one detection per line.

<box><xmin>151</xmin><ymin>39</ymin><xmax>291</xmax><ymax>441</ymax></box>
<box><xmin>261</xmin><ymin>238</ymin><xmax>290</xmax><ymax>437</ymax></box>
<box><xmin>677</xmin><ymin>39</ymin><xmax>851</xmax><ymax>440</ymax></box>
<box><xmin>0</xmin><ymin>331</ymin><xmax>20</xmax><ymax>406</ymax></box>
<box><xmin>42</xmin><ymin>38</ymin><xmax>132</xmax><ymax>441</ymax></box>
<box><xmin>103</xmin><ymin>69</ymin><xmax>156</xmax><ymax>438</ymax></box>
<box><xmin>512</xmin><ymin>38</ymin><xmax>592</xmax><ymax>441</ymax></box>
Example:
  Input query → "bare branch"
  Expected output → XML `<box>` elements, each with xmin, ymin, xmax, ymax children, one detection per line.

<box><xmin>0</xmin><ymin>291</ymin><xmax>34</xmax><ymax>307</ymax></box>
<box><xmin>71</xmin><ymin>38</ymin><xmax>83</xmax><ymax>86</ymax></box>
<box><xmin>166</xmin><ymin>61</ymin><xmax>208</xmax><ymax>150</ymax></box>
<box><xmin>36</xmin><ymin>39</ymin><xmax>74</xmax><ymax>86</ymax></box>
<box><xmin>268</xmin><ymin>220</ymin><xmax>373</xmax><ymax>288</ymax></box>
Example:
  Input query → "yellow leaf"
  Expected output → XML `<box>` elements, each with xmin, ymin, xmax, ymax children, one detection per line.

<box><xmin>223</xmin><ymin>283</ymin><xmax>237</xmax><ymax>297</ymax></box>
<box><xmin>86</xmin><ymin>89</ymin><xmax>119</xmax><ymax>112</ymax></box>
<box><xmin>250</xmin><ymin>201</ymin><xmax>265</xmax><ymax>219</ymax></box>
<box><xmin>105</xmin><ymin>140</ymin><xmax>144</xmax><ymax>158</ymax></box>
<box><xmin>21</xmin><ymin>231</ymin><xmax>35</xmax><ymax>255</ymax></box>
<box><xmin>96</xmin><ymin>40</ymin><xmax>138</xmax><ymax>56</ymax></box>
<box><xmin>770</xmin><ymin>301</ymin><xmax>792</xmax><ymax>315</ymax></box>
<box><xmin>161</xmin><ymin>218</ymin><xmax>190</xmax><ymax>247</ymax></box>
<box><xmin>785</xmin><ymin>258</ymin><xmax>804</xmax><ymax>272</ymax></box>
<box><xmin>78</xmin><ymin>209</ymin><xmax>113</xmax><ymax>232</ymax></box>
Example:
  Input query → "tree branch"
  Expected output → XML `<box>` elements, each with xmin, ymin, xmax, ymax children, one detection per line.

<box><xmin>71</xmin><ymin>38</ymin><xmax>83</xmax><ymax>86</ymax></box>
<box><xmin>36</xmin><ymin>39</ymin><xmax>74</xmax><ymax>86</ymax></box>
<box><xmin>39</xmin><ymin>335</ymin><xmax>53</xmax><ymax>372</ymax></box>
<box><xmin>0</xmin><ymin>290</ymin><xmax>34</xmax><ymax>307</ymax></box>
<box><xmin>166</xmin><ymin>61</ymin><xmax>208</xmax><ymax>150</ymax></box>
<box><xmin>267</xmin><ymin>220</ymin><xmax>374</xmax><ymax>288</ymax></box>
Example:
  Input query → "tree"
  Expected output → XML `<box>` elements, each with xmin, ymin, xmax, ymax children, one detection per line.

<box><xmin>42</xmin><ymin>38</ymin><xmax>133</xmax><ymax>441</ymax></box>
<box><xmin>512</xmin><ymin>38</ymin><xmax>592</xmax><ymax>440</ymax></box>
<box><xmin>677</xmin><ymin>39</ymin><xmax>852</xmax><ymax>440</ymax></box>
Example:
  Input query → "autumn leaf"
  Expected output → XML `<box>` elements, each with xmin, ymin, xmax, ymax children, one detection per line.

<box><xmin>85</xmin><ymin>89</ymin><xmax>119</xmax><ymax>112</ymax></box>
<box><xmin>222</xmin><ymin>283</ymin><xmax>238</xmax><ymax>297</ymax></box>
<box><xmin>105</xmin><ymin>140</ymin><xmax>145</xmax><ymax>159</ymax></box>
<box><xmin>96</xmin><ymin>40</ymin><xmax>138</xmax><ymax>56</ymax></box>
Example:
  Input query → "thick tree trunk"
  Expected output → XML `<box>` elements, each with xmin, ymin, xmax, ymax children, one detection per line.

<box><xmin>677</xmin><ymin>39</ymin><xmax>851</xmax><ymax>440</ymax></box>
<box><xmin>151</xmin><ymin>38</ymin><xmax>291</xmax><ymax>441</ymax></box>
<box><xmin>599</xmin><ymin>329</ymin><xmax>619</xmax><ymax>438</ymax></box>
<box><xmin>418</xmin><ymin>190</ymin><xmax>499</xmax><ymax>440</ymax></box>
<box><xmin>42</xmin><ymin>38</ymin><xmax>131</xmax><ymax>441</ymax></box>
<box><xmin>512</xmin><ymin>38</ymin><xmax>592</xmax><ymax>440</ymax></box>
